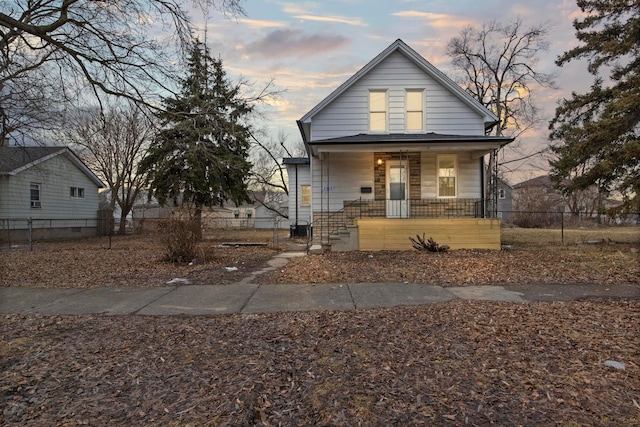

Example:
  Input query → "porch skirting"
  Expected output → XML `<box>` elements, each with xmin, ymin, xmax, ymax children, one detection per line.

<box><xmin>355</xmin><ymin>218</ymin><xmax>501</xmax><ymax>251</ymax></box>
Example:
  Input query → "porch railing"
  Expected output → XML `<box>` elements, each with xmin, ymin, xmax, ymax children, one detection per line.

<box><xmin>311</xmin><ymin>198</ymin><xmax>485</xmax><ymax>244</ymax></box>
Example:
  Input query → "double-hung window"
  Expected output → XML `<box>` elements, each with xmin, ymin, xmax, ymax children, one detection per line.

<box><xmin>30</xmin><ymin>183</ymin><xmax>41</xmax><ymax>208</ymax></box>
<box><xmin>437</xmin><ymin>155</ymin><xmax>457</xmax><ymax>198</ymax></box>
<box><xmin>406</xmin><ymin>89</ymin><xmax>424</xmax><ymax>131</ymax></box>
<box><xmin>369</xmin><ymin>90</ymin><xmax>387</xmax><ymax>132</ymax></box>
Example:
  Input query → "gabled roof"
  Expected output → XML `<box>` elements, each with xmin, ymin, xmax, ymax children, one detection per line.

<box><xmin>297</xmin><ymin>38</ymin><xmax>500</xmax><ymax>144</ymax></box>
<box><xmin>0</xmin><ymin>146</ymin><xmax>105</xmax><ymax>188</ymax></box>
<box><xmin>513</xmin><ymin>175</ymin><xmax>554</xmax><ymax>190</ymax></box>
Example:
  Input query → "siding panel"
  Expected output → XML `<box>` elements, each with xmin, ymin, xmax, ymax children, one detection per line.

<box><xmin>310</xmin><ymin>51</ymin><xmax>485</xmax><ymax>140</ymax></box>
<box><xmin>312</xmin><ymin>152</ymin><xmax>374</xmax><ymax>213</ymax></box>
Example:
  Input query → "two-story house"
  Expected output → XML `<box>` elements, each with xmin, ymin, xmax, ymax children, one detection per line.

<box><xmin>287</xmin><ymin>39</ymin><xmax>514</xmax><ymax>251</ymax></box>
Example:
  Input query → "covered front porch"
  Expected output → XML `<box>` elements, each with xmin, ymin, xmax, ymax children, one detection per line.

<box><xmin>306</xmin><ymin>133</ymin><xmax>512</xmax><ymax>251</ymax></box>
<box><xmin>312</xmin><ymin>200</ymin><xmax>500</xmax><ymax>251</ymax></box>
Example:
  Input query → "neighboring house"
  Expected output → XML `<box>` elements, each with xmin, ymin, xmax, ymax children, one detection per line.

<box><xmin>496</xmin><ymin>178</ymin><xmax>513</xmax><ymax>222</ymax></box>
<box><xmin>253</xmin><ymin>190</ymin><xmax>289</xmax><ymax>230</ymax></box>
<box><xmin>288</xmin><ymin>39</ymin><xmax>514</xmax><ymax>251</ymax></box>
<box><xmin>0</xmin><ymin>145</ymin><xmax>105</xmax><ymax>241</ymax></box>
<box><xmin>511</xmin><ymin>174</ymin><xmax>622</xmax><ymax>226</ymax></box>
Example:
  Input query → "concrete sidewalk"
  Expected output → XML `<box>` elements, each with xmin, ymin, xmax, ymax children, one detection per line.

<box><xmin>1</xmin><ymin>281</ymin><xmax>637</xmax><ymax>316</ymax></box>
<box><xmin>1</xmin><ymin>246</ymin><xmax>637</xmax><ymax>316</ymax></box>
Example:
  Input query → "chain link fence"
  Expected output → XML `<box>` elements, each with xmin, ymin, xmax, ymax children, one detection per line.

<box><xmin>500</xmin><ymin>210</ymin><xmax>639</xmax><ymax>245</ymax></box>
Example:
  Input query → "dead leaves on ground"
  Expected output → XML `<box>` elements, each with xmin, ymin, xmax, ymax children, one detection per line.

<box><xmin>265</xmin><ymin>245</ymin><xmax>639</xmax><ymax>286</ymax></box>
<box><xmin>0</xmin><ymin>235</ymin><xmax>277</xmax><ymax>288</ymax></box>
<box><xmin>1</xmin><ymin>235</ymin><xmax>638</xmax><ymax>289</ymax></box>
<box><xmin>1</xmin><ymin>300</ymin><xmax>639</xmax><ymax>425</ymax></box>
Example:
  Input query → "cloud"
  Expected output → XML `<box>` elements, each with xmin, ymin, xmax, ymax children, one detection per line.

<box><xmin>293</xmin><ymin>13</ymin><xmax>367</xmax><ymax>26</ymax></box>
<box><xmin>282</xmin><ymin>3</ymin><xmax>366</xmax><ymax>26</ymax></box>
<box><xmin>235</xmin><ymin>18</ymin><xmax>286</xmax><ymax>28</ymax></box>
<box><xmin>392</xmin><ymin>10</ymin><xmax>473</xmax><ymax>28</ymax></box>
<box><xmin>242</xmin><ymin>29</ymin><xmax>350</xmax><ymax>59</ymax></box>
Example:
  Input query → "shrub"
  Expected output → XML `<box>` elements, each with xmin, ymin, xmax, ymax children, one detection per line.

<box><xmin>158</xmin><ymin>214</ymin><xmax>199</xmax><ymax>262</ymax></box>
<box><xmin>409</xmin><ymin>234</ymin><xmax>450</xmax><ymax>252</ymax></box>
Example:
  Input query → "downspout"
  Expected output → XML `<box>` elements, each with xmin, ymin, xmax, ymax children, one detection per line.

<box><xmin>295</xmin><ymin>164</ymin><xmax>299</xmax><ymax>228</ymax></box>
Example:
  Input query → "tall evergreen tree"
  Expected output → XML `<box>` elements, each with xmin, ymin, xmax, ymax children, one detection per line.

<box><xmin>139</xmin><ymin>39</ymin><xmax>252</xmax><ymax>234</ymax></box>
<box><xmin>549</xmin><ymin>0</ymin><xmax>640</xmax><ymax>215</ymax></box>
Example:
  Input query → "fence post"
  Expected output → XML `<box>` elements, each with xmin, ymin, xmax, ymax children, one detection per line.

<box><xmin>560</xmin><ymin>211</ymin><xmax>564</xmax><ymax>245</ymax></box>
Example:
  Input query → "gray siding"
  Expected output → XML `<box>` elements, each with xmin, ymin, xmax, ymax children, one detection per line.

<box><xmin>310</xmin><ymin>51</ymin><xmax>485</xmax><ymax>141</ymax></box>
<box><xmin>0</xmin><ymin>154</ymin><xmax>100</xmax><ymax>222</ymax></box>
<box><xmin>286</xmin><ymin>163</ymin><xmax>312</xmax><ymax>226</ymax></box>
<box><xmin>312</xmin><ymin>152</ymin><xmax>374</xmax><ymax>212</ymax></box>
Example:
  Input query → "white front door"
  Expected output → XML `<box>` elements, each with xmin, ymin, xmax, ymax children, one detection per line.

<box><xmin>386</xmin><ymin>161</ymin><xmax>408</xmax><ymax>218</ymax></box>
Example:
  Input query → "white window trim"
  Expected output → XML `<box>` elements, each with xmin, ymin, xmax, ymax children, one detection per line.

<box><xmin>30</xmin><ymin>182</ymin><xmax>41</xmax><ymax>208</ymax></box>
<box><xmin>437</xmin><ymin>154</ymin><xmax>458</xmax><ymax>199</ymax></box>
<box><xmin>70</xmin><ymin>186</ymin><xmax>85</xmax><ymax>199</ymax></box>
<box><xmin>405</xmin><ymin>89</ymin><xmax>424</xmax><ymax>132</ymax></box>
<box><xmin>368</xmin><ymin>89</ymin><xmax>388</xmax><ymax>133</ymax></box>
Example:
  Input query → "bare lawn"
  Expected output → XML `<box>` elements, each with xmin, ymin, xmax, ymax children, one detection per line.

<box><xmin>1</xmin><ymin>227</ymin><xmax>639</xmax><ymax>425</ymax></box>
<box><xmin>1</xmin><ymin>226</ymin><xmax>638</xmax><ymax>288</ymax></box>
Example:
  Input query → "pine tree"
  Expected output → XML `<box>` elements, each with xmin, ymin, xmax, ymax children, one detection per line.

<box><xmin>139</xmin><ymin>39</ymin><xmax>252</xmax><ymax>236</ymax></box>
<box><xmin>549</xmin><ymin>0</ymin><xmax>640</xmax><ymax>216</ymax></box>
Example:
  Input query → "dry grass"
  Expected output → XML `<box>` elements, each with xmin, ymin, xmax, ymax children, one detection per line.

<box><xmin>0</xmin><ymin>226</ymin><xmax>637</xmax><ymax>289</ymax></box>
<box><xmin>2</xmin><ymin>300</ymin><xmax>639</xmax><ymax>425</ymax></box>
<box><xmin>1</xmin><ymin>227</ymin><xmax>639</xmax><ymax>425</ymax></box>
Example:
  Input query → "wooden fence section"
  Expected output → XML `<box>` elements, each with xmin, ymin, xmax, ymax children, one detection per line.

<box><xmin>356</xmin><ymin>218</ymin><xmax>501</xmax><ymax>251</ymax></box>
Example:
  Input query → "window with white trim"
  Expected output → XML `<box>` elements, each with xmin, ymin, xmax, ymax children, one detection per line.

<box><xmin>498</xmin><ymin>188</ymin><xmax>506</xmax><ymax>199</ymax></box>
<box><xmin>369</xmin><ymin>90</ymin><xmax>387</xmax><ymax>131</ymax></box>
<box><xmin>70</xmin><ymin>187</ymin><xmax>85</xmax><ymax>198</ymax></box>
<box><xmin>301</xmin><ymin>185</ymin><xmax>311</xmax><ymax>206</ymax></box>
<box><xmin>406</xmin><ymin>89</ymin><xmax>424</xmax><ymax>131</ymax></box>
<box><xmin>30</xmin><ymin>183</ymin><xmax>41</xmax><ymax>208</ymax></box>
<box><xmin>437</xmin><ymin>155</ymin><xmax>457</xmax><ymax>198</ymax></box>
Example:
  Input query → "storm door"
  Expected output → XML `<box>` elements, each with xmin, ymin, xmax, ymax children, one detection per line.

<box><xmin>386</xmin><ymin>161</ymin><xmax>408</xmax><ymax>218</ymax></box>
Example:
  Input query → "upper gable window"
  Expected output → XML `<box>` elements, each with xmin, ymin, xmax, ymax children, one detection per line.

<box><xmin>406</xmin><ymin>90</ymin><xmax>424</xmax><ymax>131</ymax></box>
<box><xmin>369</xmin><ymin>90</ymin><xmax>387</xmax><ymax>132</ymax></box>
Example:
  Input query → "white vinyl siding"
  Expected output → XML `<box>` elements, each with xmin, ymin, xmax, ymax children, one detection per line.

<box><xmin>312</xmin><ymin>152</ymin><xmax>374</xmax><ymax>212</ymax></box>
<box><xmin>0</xmin><ymin>154</ymin><xmax>100</xmax><ymax>220</ymax></box>
<box><xmin>310</xmin><ymin>51</ymin><xmax>486</xmax><ymax>140</ymax></box>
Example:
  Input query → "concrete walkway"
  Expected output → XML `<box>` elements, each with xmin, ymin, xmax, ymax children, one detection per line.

<box><xmin>1</xmin><ymin>248</ymin><xmax>638</xmax><ymax>316</ymax></box>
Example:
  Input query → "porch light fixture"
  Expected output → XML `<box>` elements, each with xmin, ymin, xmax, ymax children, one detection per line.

<box><xmin>377</xmin><ymin>158</ymin><xmax>383</xmax><ymax>165</ymax></box>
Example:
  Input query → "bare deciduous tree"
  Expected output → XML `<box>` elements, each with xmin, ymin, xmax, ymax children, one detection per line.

<box><xmin>0</xmin><ymin>0</ymin><xmax>243</xmax><ymax>139</ymax></box>
<box><xmin>447</xmin><ymin>18</ymin><xmax>555</xmax><ymax>217</ymax></box>
<box><xmin>248</xmin><ymin>130</ymin><xmax>306</xmax><ymax>220</ymax></box>
<box><xmin>60</xmin><ymin>102</ymin><xmax>155</xmax><ymax>234</ymax></box>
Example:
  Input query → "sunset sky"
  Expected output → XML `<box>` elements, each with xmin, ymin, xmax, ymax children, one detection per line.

<box><xmin>199</xmin><ymin>0</ymin><xmax>593</xmax><ymax>183</ymax></box>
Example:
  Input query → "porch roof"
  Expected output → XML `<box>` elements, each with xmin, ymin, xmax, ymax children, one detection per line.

<box><xmin>307</xmin><ymin>132</ymin><xmax>514</xmax><ymax>158</ymax></box>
